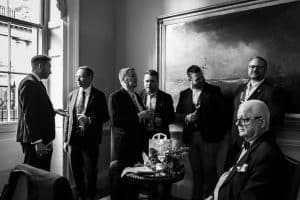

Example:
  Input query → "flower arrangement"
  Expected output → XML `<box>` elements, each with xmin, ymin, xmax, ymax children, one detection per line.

<box><xmin>146</xmin><ymin>146</ymin><xmax>189</xmax><ymax>176</ymax></box>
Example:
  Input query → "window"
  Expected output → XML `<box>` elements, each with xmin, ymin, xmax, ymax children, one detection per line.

<box><xmin>0</xmin><ymin>0</ymin><xmax>46</xmax><ymax>123</ymax></box>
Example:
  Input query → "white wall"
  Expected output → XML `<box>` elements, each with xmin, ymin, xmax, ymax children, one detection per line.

<box><xmin>79</xmin><ymin>0</ymin><xmax>115</xmax><ymax>96</ymax></box>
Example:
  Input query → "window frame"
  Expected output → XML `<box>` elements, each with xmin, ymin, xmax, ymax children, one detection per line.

<box><xmin>0</xmin><ymin>0</ymin><xmax>49</xmax><ymax>125</ymax></box>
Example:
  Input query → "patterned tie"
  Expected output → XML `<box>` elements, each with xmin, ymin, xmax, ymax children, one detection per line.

<box><xmin>242</xmin><ymin>141</ymin><xmax>251</xmax><ymax>151</ymax></box>
<box><xmin>131</xmin><ymin>93</ymin><xmax>144</xmax><ymax>112</ymax></box>
<box><xmin>77</xmin><ymin>91</ymin><xmax>86</xmax><ymax>114</ymax></box>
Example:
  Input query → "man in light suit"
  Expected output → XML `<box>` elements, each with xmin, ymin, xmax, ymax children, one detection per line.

<box><xmin>206</xmin><ymin>100</ymin><xmax>284</xmax><ymax>200</ymax></box>
<box><xmin>17</xmin><ymin>55</ymin><xmax>55</xmax><ymax>171</ymax></box>
<box><xmin>139</xmin><ymin>69</ymin><xmax>175</xmax><ymax>140</ymax></box>
<box><xmin>226</xmin><ymin>56</ymin><xmax>285</xmax><ymax>169</ymax></box>
<box><xmin>176</xmin><ymin>65</ymin><xmax>226</xmax><ymax>200</ymax></box>
<box><xmin>64</xmin><ymin>66</ymin><xmax>109</xmax><ymax>200</ymax></box>
<box><xmin>108</xmin><ymin>67</ymin><xmax>152</xmax><ymax>200</ymax></box>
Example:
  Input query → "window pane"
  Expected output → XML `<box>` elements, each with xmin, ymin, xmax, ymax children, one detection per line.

<box><xmin>10</xmin><ymin>73</ymin><xmax>26</xmax><ymax>122</ymax></box>
<box><xmin>0</xmin><ymin>0</ymin><xmax>42</xmax><ymax>24</ymax></box>
<box><xmin>11</xmin><ymin>24</ymin><xmax>40</xmax><ymax>73</ymax></box>
<box><xmin>0</xmin><ymin>73</ymin><xmax>8</xmax><ymax>123</ymax></box>
<box><xmin>0</xmin><ymin>22</ymin><xmax>9</xmax><ymax>71</ymax></box>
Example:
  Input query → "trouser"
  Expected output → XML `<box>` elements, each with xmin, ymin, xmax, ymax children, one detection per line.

<box><xmin>188</xmin><ymin>132</ymin><xmax>220</xmax><ymax>200</ymax></box>
<box><xmin>69</xmin><ymin>144</ymin><xmax>99</xmax><ymax>199</ymax></box>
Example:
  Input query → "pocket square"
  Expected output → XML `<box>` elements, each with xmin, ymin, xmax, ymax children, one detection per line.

<box><xmin>237</xmin><ymin>163</ymin><xmax>248</xmax><ymax>172</ymax></box>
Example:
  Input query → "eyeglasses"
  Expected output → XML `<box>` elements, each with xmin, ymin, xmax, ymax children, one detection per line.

<box><xmin>235</xmin><ymin>116</ymin><xmax>262</xmax><ymax>125</ymax></box>
<box><xmin>248</xmin><ymin>65</ymin><xmax>265</xmax><ymax>69</ymax></box>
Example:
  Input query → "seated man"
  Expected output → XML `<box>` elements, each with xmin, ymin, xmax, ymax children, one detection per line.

<box><xmin>206</xmin><ymin>99</ymin><xmax>284</xmax><ymax>200</ymax></box>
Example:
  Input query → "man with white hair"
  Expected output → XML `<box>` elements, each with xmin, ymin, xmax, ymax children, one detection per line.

<box><xmin>206</xmin><ymin>99</ymin><xmax>284</xmax><ymax>200</ymax></box>
<box><xmin>108</xmin><ymin>67</ymin><xmax>152</xmax><ymax>200</ymax></box>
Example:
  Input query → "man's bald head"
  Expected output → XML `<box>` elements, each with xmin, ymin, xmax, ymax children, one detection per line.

<box><xmin>236</xmin><ymin>100</ymin><xmax>270</xmax><ymax>141</ymax></box>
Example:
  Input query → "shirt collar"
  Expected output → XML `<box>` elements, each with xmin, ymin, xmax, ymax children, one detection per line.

<box><xmin>249</xmin><ymin>79</ymin><xmax>265</xmax><ymax>88</ymax></box>
<box><xmin>79</xmin><ymin>85</ymin><xmax>92</xmax><ymax>96</ymax></box>
<box><xmin>31</xmin><ymin>72</ymin><xmax>41</xmax><ymax>82</ymax></box>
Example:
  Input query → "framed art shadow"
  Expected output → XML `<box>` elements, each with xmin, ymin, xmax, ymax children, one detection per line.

<box><xmin>157</xmin><ymin>0</ymin><xmax>300</xmax><ymax>116</ymax></box>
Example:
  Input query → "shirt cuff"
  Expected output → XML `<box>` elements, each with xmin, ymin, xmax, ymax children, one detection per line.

<box><xmin>31</xmin><ymin>139</ymin><xmax>43</xmax><ymax>144</ymax></box>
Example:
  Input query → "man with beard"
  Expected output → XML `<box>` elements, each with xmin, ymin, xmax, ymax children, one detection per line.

<box><xmin>17</xmin><ymin>55</ymin><xmax>55</xmax><ymax>171</ymax></box>
<box><xmin>108</xmin><ymin>67</ymin><xmax>152</xmax><ymax>200</ymax></box>
<box><xmin>226</xmin><ymin>56</ymin><xmax>285</xmax><ymax>169</ymax></box>
<box><xmin>176</xmin><ymin>65</ymin><xmax>226</xmax><ymax>200</ymax></box>
<box><xmin>139</xmin><ymin>69</ymin><xmax>175</xmax><ymax>140</ymax></box>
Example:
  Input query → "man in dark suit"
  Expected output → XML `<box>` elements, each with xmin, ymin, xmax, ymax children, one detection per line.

<box><xmin>227</xmin><ymin>56</ymin><xmax>285</xmax><ymax>168</ymax></box>
<box><xmin>206</xmin><ymin>100</ymin><xmax>284</xmax><ymax>200</ymax></box>
<box><xmin>176</xmin><ymin>65</ymin><xmax>226</xmax><ymax>200</ymax></box>
<box><xmin>108</xmin><ymin>67</ymin><xmax>152</xmax><ymax>200</ymax></box>
<box><xmin>139</xmin><ymin>69</ymin><xmax>175</xmax><ymax>140</ymax></box>
<box><xmin>64</xmin><ymin>66</ymin><xmax>109</xmax><ymax>200</ymax></box>
<box><xmin>17</xmin><ymin>55</ymin><xmax>55</xmax><ymax>171</ymax></box>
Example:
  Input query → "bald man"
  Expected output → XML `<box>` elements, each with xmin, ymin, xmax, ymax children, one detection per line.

<box><xmin>227</xmin><ymin>56</ymin><xmax>285</xmax><ymax>169</ymax></box>
<box><xmin>206</xmin><ymin>100</ymin><xmax>284</xmax><ymax>200</ymax></box>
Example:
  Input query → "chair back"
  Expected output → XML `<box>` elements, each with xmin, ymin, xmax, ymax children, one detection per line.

<box><xmin>283</xmin><ymin>156</ymin><xmax>300</xmax><ymax>200</ymax></box>
<box><xmin>1</xmin><ymin>164</ymin><xmax>74</xmax><ymax>200</ymax></box>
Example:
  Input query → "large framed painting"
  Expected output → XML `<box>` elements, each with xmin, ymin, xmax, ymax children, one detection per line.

<box><xmin>157</xmin><ymin>0</ymin><xmax>300</xmax><ymax>115</ymax></box>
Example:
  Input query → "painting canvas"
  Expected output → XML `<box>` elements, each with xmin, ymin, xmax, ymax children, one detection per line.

<box><xmin>160</xmin><ymin>0</ymin><xmax>300</xmax><ymax>114</ymax></box>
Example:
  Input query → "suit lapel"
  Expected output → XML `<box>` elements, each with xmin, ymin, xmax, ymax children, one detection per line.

<box><xmin>141</xmin><ymin>90</ymin><xmax>147</xmax><ymax>106</ymax></box>
<box><xmin>70</xmin><ymin>89</ymin><xmax>79</xmax><ymax>114</ymax></box>
<box><xmin>186</xmin><ymin>88</ymin><xmax>195</xmax><ymax>111</ymax></box>
<box><xmin>222</xmin><ymin>138</ymin><xmax>263</xmax><ymax>186</ymax></box>
<box><xmin>121</xmin><ymin>88</ymin><xmax>139</xmax><ymax>113</ymax></box>
<box><xmin>155</xmin><ymin>90</ymin><xmax>162</xmax><ymax>112</ymax></box>
<box><xmin>249</xmin><ymin>81</ymin><xmax>265</xmax><ymax>99</ymax></box>
<box><xmin>86</xmin><ymin>87</ymin><xmax>95</xmax><ymax>111</ymax></box>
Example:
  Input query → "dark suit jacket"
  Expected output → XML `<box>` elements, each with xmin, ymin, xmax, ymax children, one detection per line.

<box><xmin>108</xmin><ymin>88</ymin><xmax>145</xmax><ymax>164</ymax></box>
<box><xmin>176</xmin><ymin>83</ymin><xmax>226</xmax><ymax>144</ymax></box>
<box><xmin>233</xmin><ymin>80</ymin><xmax>284</xmax><ymax>132</ymax></box>
<box><xmin>17</xmin><ymin>74</ymin><xmax>55</xmax><ymax>145</ymax></box>
<box><xmin>218</xmin><ymin>134</ymin><xmax>284</xmax><ymax>200</ymax></box>
<box><xmin>64</xmin><ymin>87</ymin><xmax>109</xmax><ymax>146</ymax></box>
<box><xmin>139</xmin><ymin>89</ymin><xmax>175</xmax><ymax>137</ymax></box>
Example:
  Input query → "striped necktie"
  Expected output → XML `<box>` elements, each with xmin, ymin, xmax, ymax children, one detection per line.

<box><xmin>77</xmin><ymin>91</ymin><xmax>86</xmax><ymax>114</ymax></box>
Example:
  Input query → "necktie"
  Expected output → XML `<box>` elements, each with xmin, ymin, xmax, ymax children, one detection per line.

<box><xmin>77</xmin><ymin>91</ymin><xmax>86</xmax><ymax>114</ymax></box>
<box><xmin>131</xmin><ymin>93</ymin><xmax>144</xmax><ymax>112</ymax></box>
<box><xmin>242</xmin><ymin>141</ymin><xmax>250</xmax><ymax>151</ymax></box>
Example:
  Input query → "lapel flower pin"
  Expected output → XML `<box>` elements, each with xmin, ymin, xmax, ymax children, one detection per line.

<box><xmin>237</xmin><ymin>163</ymin><xmax>248</xmax><ymax>172</ymax></box>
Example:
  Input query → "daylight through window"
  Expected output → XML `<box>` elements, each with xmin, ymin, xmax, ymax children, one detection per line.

<box><xmin>0</xmin><ymin>0</ymin><xmax>45</xmax><ymax>123</ymax></box>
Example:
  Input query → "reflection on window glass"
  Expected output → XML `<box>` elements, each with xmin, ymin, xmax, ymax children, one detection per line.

<box><xmin>0</xmin><ymin>0</ymin><xmax>44</xmax><ymax>123</ymax></box>
<box><xmin>0</xmin><ymin>0</ymin><xmax>41</xmax><ymax>24</ymax></box>
<box><xmin>11</xmin><ymin>25</ymin><xmax>39</xmax><ymax>73</ymax></box>
<box><xmin>0</xmin><ymin>23</ymin><xmax>9</xmax><ymax>71</ymax></box>
<box><xmin>10</xmin><ymin>73</ymin><xmax>26</xmax><ymax>122</ymax></box>
<box><xmin>0</xmin><ymin>73</ymin><xmax>8</xmax><ymax>122</ymax></box>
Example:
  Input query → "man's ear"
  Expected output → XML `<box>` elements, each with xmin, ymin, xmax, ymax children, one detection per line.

<box><xmin>259</xmin><ymin>118</ymin><xmax>266</xmax><ymax>128</ymax></box>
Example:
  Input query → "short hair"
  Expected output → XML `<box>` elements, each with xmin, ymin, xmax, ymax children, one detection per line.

<box><xmin>249</xmin><ymin>56</ymin><xmax>267</xmax><ymax>67</ymax></box>
<box><xmin>186</xmin><ymin>65</ymin><xmax>203</xmax><ymax>76</ymax></box>
<box><xmin>78</xmin><ymin>66</ymin><xmax>94</xmax><ymax>78</ymax></box>
<box><xmin>31</xmin><ymin>55</ymin><xmax>51</xmax><ymax>69</ymax></box>
<box><xmin>144</xmin><ymin>69</ymin><xmax>158</xmax><ymax>80</ymax></box>
<box><xmin>118</xmin><ymin>67</ymin><xmax>135</xmax><ymax>83</ymax></box>
<box><xmin>238</xmin><ymin>99</ymin><xmax>270</xmax><ymax>132</ymax></box>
